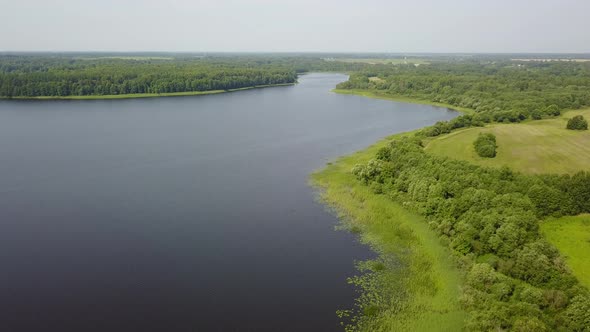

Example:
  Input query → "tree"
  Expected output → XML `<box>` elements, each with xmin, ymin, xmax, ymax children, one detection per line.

<box><xmin>474</xmin><ymin>133</ymin><xmax>498</xmax><ymax>158</ymax></box>
<box><xmin>566</xmin><ymin>115</ymin><xmax>588</xmax><ymax>130</ymax></box>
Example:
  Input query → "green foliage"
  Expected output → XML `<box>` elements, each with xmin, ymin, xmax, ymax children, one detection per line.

<box><xmin>567</xmin><ymin>115</ymin><xmax>589</xmax><ymax>130</ymax></box>
<box><xmin>473</xmin><ymin>133</ymin><xmax>497</xmax><ymax>158</ymax></box>
<box><xmin>351</xmin><ymin>137</ymin><xmax>590</xmax><ymax>330</ymax></box>
<box><xmin>562</xmin><ymin>295</ymin><xmax>590</xmax><ymax>331</ymax></box>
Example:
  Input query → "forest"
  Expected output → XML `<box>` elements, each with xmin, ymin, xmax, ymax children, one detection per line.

<box><xmin>0</xmin><ymin>53</ymin><xmax>376</xmax><ymax>98</ymax></box>
<box><xmin>0</xmin><ymin>56</ymin><xmax>298</xmax><ymax>97</ymax></box>
<box><xmin>337</xmin><ymin>61</ymin><xmax>590</xmax><ymax>133</ymax></box>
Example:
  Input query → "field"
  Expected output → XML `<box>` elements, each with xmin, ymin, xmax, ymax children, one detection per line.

<box><xmin>324</xmin><ymin>58</ymin><xmax>429</xmax><ymax>65</ymax></box>
<box><xmin>512</xmin><ymin>58</ymin><xmax>590</xmax><ymax>62</ymax></box>
<box><xmin>311</xmin><ymin>131</ymin><xmax>465</xmax><ymax>331</ymax></box>
<box><xmin>541</xmin><ymin>215</ymin><xmax>590</xmax><ymax>288</ymax></box>
<box><xmin>425</xmin><ymin>109</ymin><xmax>590</xmax><ymax>174</ymax></box>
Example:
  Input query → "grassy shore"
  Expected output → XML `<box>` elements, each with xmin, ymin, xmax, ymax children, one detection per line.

<box><xmin>332</xmin><ymin>89</ymin><xmax>474</xmax><ymax>115</ymax></box>
<box><xmin>311</xmin><ymin>131</ymin><xmax>465</xmax><ymax>331</ymax></box>
<box><xmin>541</xmin><ymin>214</ymin><xmax>590</xmax><ymax>288</ymax></box>
<box><xmin>424</xmin><ymin>109</ymin><xmax>590</xmax><ymax>174</ymax></box>
<box><xmin>4</xmin><ymin>83</ymin><xmax>295</xmax><ymax>100</ymax></box>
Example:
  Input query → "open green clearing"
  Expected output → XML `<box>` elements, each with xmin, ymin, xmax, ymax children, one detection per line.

<box><xmin>311</xmin><ymin>131</ymin><xmax>465</xmax><ymax>331</ymax></box>
<box><xmin>541</xmin><ymin>214</ymin><xmax>590</xmax><ymax>288</ymax></box>
<box><xmin>425</xmin><ymin>109</ymin><xmax>590</xmax><ymax>174</ymax></box>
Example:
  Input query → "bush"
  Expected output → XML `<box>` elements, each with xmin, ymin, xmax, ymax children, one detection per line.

<box><xmin>474</xmin><ymin>133</ymin><xmax>498</xmax><ymax>158</ymax></box>
<box><xmin>531</xmin><ymin>109</ymin><xmax>543</xmax><ymax>120</ymax></box>
<box><xmin>566</xmin><ymin>115</ymin><xmax>588</xmax><ymax>130</ymax></box>
<box><xmin>544</xmin><ymin>104</ymin><xmax>561</xmax><ymax>116</ymax></box>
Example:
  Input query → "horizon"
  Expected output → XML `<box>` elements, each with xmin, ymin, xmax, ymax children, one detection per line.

<box><xmin>3</xmin><ymin>51</ymin><xmax>590</xmax><ymax>55</ymax></box>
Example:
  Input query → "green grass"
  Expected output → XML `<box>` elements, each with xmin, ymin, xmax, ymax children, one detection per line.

<box><xmin>425</xmin><ymin>109</ymin><xmax>590</xmax><ymax>174</ymax></box>
<box><xmin>541</xmin><ymin>214</ymin><xmax>590</xmax><ymax>288</ymax></box>
<box><xmin>311</xmin><ymin>131</ymin><xmax>466</xmax><ymax>331</ymax></box>
<box><xmin>332</xmin><ymin>89</ymin><xmax>474</xmax><ymax>115</ymax></box>
<box><xmin>6</xmin><ymin>83</ymin><xmax>295</xmax><ymax>100</ymax></box>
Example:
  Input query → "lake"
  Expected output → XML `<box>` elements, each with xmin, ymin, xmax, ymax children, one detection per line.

<box><xmin>0</xmin><ymin>73</ymin><xmax>457</xmax><ymax>331</ymax></box>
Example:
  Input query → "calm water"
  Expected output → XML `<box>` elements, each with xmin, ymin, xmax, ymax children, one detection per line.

<box><xmin>0</xmin><ymin>73</ymin><xmax>456</xmax><ymax>331</ymax></box>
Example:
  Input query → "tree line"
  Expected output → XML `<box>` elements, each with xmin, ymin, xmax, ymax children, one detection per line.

<box><xmin>338</xmin><ymin>61</ymin><xmax>590</xmax><ymax>134</ymax></box>
<box><xmin>0</xmin><ymin>56</ymin><xmax>301</xmax><ymax>97</ymax></box>
<box><xmin>0</xmin><ymin>54</ymin><xmax>375</xmax><ymax>98</ymax></box>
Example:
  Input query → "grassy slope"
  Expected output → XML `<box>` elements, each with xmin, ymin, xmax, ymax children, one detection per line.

<box><xmin>5</xmin><ymin>83</ymin><xmax>295</xmax><ymax>100</ymax></box>
<box><xmin>311</xmin><ymin>132</ymin><xmax>465</xmax><ymax>331</ymax></box>
<box><xmin>425</xmin><ymin>109</ymin><xmax>590</xmax><ymax>174</ymax></box>
<box><xmin>332</xmin><ymin>89</ymin><xmax>474</xmax><ymax>115</ymax></box>
<box><xmin>541</xmin><ymin>214</ymin><xmax>590</xmax><ymax>288</ymax></box>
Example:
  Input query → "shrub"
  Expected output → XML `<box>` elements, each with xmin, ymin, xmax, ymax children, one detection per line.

<box><xmin>530</xmin><ymin>109</ymin><xmax>543</xmax><ymax>120</ymax></box>
<box><xmin>544</xmin><ymin>104</ymin><xmax>561</xmax><ymax>116</ymax></box>
<box><xmin>566</xmin><ymin>115</ymin><xmax>588</xmax><ymax>130</ymax></box>
<box><xmin>474</xmin><ymin>133</ymin><xmax>498</xmax><ymax>158</ymax></box>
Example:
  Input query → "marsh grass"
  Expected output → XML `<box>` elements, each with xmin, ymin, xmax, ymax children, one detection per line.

<box><xmin>311</xmin><ymin>132</ymin><xmax>466</xmax><ymax>331</ymax></box>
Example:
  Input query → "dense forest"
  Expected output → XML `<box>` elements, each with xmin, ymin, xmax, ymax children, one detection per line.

<box><xmin>0</xmin><ymin>53</ymin><xmax>376</xmax><ymax>98</ymax></box>
<box><xmin>0</xmin><ymin>56</ymin><xmax>300</xmax><ymax>97</ymax></box>
<box><xmin>351</xmin><ymin>136</ymin><xmax>590</xmax><ymax>331</ymax></box>
<box><xmin>338</xmin><ymin>61</ymin><xmax>590</xmax><ymax>132</ymax></box>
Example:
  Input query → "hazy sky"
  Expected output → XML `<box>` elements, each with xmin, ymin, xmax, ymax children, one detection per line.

<box><xmin>2</xmin><ymin>0</ymin><xmax>589</xmax><ymax>53</ymax></box>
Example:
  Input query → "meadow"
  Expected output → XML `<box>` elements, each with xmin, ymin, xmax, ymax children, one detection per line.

<box><xmin>541</xmin><ymin>214</ymin><xmax>590</xmax><ymax>289</ymax></box>
<box><xmin>425</xmin><ymin>109</ymin><xmax>590</xmax><ymax>174</ymax></box>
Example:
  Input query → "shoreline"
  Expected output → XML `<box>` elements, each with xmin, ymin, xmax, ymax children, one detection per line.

<box><xmin>311</xmin><ymin>130</ymin><xmax>465</xmax><ymax>328</ymax></box>
<box><xmin>332</xmin><ymin>88</ymin><xmax>474</xmax><ymax>115</ymax></box>
<box><xmin>1</xmin><ymin>82</ymin><xmax>296</xmax><ymax>101</ymax></box>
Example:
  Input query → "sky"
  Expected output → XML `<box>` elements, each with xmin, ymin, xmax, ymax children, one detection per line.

<box><xmin>1</xmin><ymin>0</ymin><xmax>589</xmax><ymax>53</ymax></box>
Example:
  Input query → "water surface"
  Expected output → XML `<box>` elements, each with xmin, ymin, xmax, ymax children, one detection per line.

<box><xmin>0</xmin><ymin>73</ymin><xmax>456</xmax><ymax>331</ymax></box>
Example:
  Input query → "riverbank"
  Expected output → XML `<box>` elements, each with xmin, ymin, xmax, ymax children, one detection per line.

<box><xmin>311</xmin><ymin>130</ymin><xmax>466</xmax><ymax>331</ymax></box>
<box><xmin>332</xmin><ymin>88</ymin><xmax>474</xmax><ymax>115</ymax></box>
<box><xmin>3</xmin><ymin>83</ymin><xmax>295</xmax><ymax>100</ymax></box>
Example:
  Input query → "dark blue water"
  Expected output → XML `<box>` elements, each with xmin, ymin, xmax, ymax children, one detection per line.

<box><xmin>0</xmin><ymin>73</ymin><xmax>456</xmax><ymax>331</ymax></box>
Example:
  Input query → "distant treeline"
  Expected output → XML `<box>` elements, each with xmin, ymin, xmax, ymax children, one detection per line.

<box><xmin>338</xmin><ymin>61</ymin><xmax>590</xmax><ymax>129</ymax></box>
<box><xmin>0</xmin><ymin>54</ymin><xmax>377</xmax><ymax>98</ymax></box>
<box><xmin>0</xmin><ymin>56</ymin><xmax>304</xmax><ymax>97</ymax></box>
